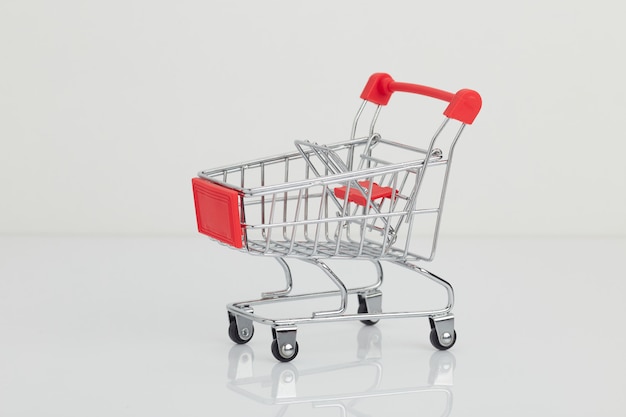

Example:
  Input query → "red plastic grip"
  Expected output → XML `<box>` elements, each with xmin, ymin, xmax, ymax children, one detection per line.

<box><xmin>360</xmin><ymin>73</ymin><xmax>482</xmax><ymax>124</ymax></box>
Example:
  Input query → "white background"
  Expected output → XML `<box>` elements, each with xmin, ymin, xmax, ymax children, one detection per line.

<box><xmin>1</xmin><ymin>0</ymin><xmax>625</xmax><ymax>237</ymax></box>
<box><xmin>2</xmin><ymin>2</ymin><xmax>626</xmax><ymax>416</ymax></box>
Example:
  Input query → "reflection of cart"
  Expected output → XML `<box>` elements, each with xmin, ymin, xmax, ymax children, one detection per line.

<box><xmin>226</xmin><ymin>327</ymin><xmax>455</xmax><ymax>417</ymax></box>
<box><xmin>192</xmin><ymin>73</ymin><xmax>482</xmax><ymax>362</ymax></box>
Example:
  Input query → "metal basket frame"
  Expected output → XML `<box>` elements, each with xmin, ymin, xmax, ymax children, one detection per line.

<box><xmin>193</xmin><ymin>74</ymin><xmax>481</xmax><ymax>361</ymax></box>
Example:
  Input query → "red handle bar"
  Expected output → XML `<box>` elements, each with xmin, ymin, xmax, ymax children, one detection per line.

<box><xmin>360</xmin><ymin>73</ymin><xmax>482</xmax><ymax>124</ymax></box>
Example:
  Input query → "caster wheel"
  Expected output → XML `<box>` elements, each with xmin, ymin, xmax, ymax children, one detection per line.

<box><xmin>228</xmin><ymin>315</ymin><xmax>254</xmax><ymax>344</ymax></box>
<box><xmin>271</xmin><ymin>339</ymin><xmax>299</xmax><ymax>362</ymax></box>
<box><xmin>430</xmin><ymin>328</ymin><xmax>456</xmax><ymax>351</ymax></box>
<box><xmin>357</xmin><ymin>295</ymin><xmax>379</xmax><ymax>326</ymax></box>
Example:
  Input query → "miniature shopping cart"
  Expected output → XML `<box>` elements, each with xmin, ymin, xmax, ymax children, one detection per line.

<box><xmin>192</xmin><ymin>73</ymin><xmax>481</xmax><ymax>362</ymax></box>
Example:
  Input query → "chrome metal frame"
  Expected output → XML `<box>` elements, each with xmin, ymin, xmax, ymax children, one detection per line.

<box><xmin>203</xmin><ymin>99</ymin><xmax>469</xmax><ymax>360</ymax></box>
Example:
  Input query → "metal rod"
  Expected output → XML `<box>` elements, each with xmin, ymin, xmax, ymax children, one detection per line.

<box><xmin>305</xmin><ymin>259</ymin><xmax>349</xmax><ymax>318</ymax></box>
<box><xmin>261</xmin><ymin>257</ymin><xmax>294</xmax><ymax>298</ymax></box>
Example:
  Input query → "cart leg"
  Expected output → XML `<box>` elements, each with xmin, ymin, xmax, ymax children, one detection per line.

<box><xmin>262</xmin><ymin>257</ymin><xmax>293</xmax><ymax>298</ymax></box>
<box><xmin>387</xmin><ymin>260</ymin><xmax>455</xmax><ymax>314</ymax></box>
<box><xmin>271</xmin><ymin>325</ymin><xmax>299</xmax><ymax>362</ymax></box>
<box><xmin>429</xmin><ymin>315</ymin><xmax>456</xmax><ymax>350</ymax></box>
<box><xmin>305</xmin><ymin>259</ymin><xmax>348</xmax><ymax>317</ymax></box>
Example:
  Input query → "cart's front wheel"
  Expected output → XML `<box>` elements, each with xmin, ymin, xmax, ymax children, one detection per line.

<box><xmin>228</xmin><ymin>314</ymin><xmax>254</xmax><ymax>344</ymax></box>
<box><xmin>271</xmin><ymin>339</ymin><xmax>299</xmax><ymax>362</ymax></box>
<box><xmin>429</xmin><ymin>328</ymin><xmax>457</xmax><ymax>350</ymax></box>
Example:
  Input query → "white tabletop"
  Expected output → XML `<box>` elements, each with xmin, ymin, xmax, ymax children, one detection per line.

<box><xmin>1</xmin><ymin>236</ymin><xmax>624</xmax><ymax>416</ymax></box>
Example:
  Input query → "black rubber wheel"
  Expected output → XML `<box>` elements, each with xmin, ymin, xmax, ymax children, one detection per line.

<box><xmin>228</xmin><ymin>318</ymin><xmax>254</xmax><ymax>344</ymax></box>
<box><xmin>429</xmin><ymin>328</ymin><xmax>457</xmax><ymax>350</ymax></box>
<box><xmin>357</xmin><ymin>295</ymin><xmax>379</xmax><ymax>326</ymax></box>
<box><xmin>271</xmin><ymin>339</ymin><xmax>299</xmax><ymax>362</ymax></box>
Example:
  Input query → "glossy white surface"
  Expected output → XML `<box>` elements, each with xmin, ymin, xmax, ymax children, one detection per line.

<box><xmin>1</xmin><ymin>237</ymin><xmax>625</xmax><ymax>416</ymax></box>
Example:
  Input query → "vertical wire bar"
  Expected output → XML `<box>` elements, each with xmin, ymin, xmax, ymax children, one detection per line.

<box><xmin>334</xmin><ymin>183</ymin><xmax>352</xmax><ymax>255</ymax></box>
<box><xmin>392</xmin><ymin>170</ymin><xmax>412</xmax><ymax>231</ymax></box>
<box><xmin>240</xmin><ymin>194</ymin><xmax>247</xmax><ymax>249</ymax></box>
<box><xmin>312</xmin><ymin>185</ymin><xmax>327</xmax><ymax>255</ymax></box>
<box><xmin>260</xmin><ymin>162</ymin><xmax>266</xmax><ymax>239</ymax></box>
<box><xmin>265</xmin><ymin>193</ymin><xmax>277</xmax><ymax>253</ymax></box>
<box><xmin>427</xmin><ymin>123</ymin><xmax>466</xmax><ymax>261</ymax></box>
<box><xmin>351</xmin><ymin>100</ymin><xmax>368</xmax><ymax>140</ymax></box>
<box><xmin>396</xmin><ymin>118</ymin><xmax>450</xmax><ymax>233</ymax></box>
<box><xmin>396</xmin><ymin>166</ymin><xmax>421</xmax><ymax>232</ymax></box>
<box><xmin>402</xmin><ymin>201</ymin><xmax>417</xmax><ymax>259</ymax></box>
<box><xmin>288</xmin><ymin>189</ymin><xmax>304</xmax><ymax>253</ymax></box>
<box><xmin>324</xmin><ymin>166</ymin><xmax>331</xmax><ymax>241</ymax></box>
<box><xmin>357</xmin><ymin>180</ymin><xmax>375</xmax><ymax>256</ymax></box>
<box><xmin>239</xmin><ymin>166</ymin><xmax>246</xmax><ymax>237</ymax></box>
<box><xmin>368</xmin><ymin>105</ymin><xmax>382</xmax><ymax>137</ymax></box>
<box><xmin>357</xmin><ymin>133</ymin><xmax>381</xmax><ymax>171</ymax></box>
<box><xmin>380</xmin><ymin>172</ymin><xmax>399</xmax><ymax>256</ymax></box>
<box><xmin>379</xmin><ymin>173</ymin><xmax>388</xmax><ymax>187</ymax></box>
<box><xmin>347</xmin><ymin>142</ymin><xmax>356</xmax><ymax>171</ymax></box>
<box><xmin>283</xmin><ymin>157</ymin><xmax>289</xmax><ymax>240</ymax></box>
<box><xmin>397</xmin><ymin>170</ymin><xmax>410</xmax><ymax>198</ymax></box>
<box><xmin>304</xmin><ymin>163</ymin><xmax>310</xmax><ymax>240</ymax></box>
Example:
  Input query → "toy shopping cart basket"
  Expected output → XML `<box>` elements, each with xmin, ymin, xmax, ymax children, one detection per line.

<box><xmin>192</xmin><ymin>73</ymin><xmax>481</xmax><ymax>362</ymax></box>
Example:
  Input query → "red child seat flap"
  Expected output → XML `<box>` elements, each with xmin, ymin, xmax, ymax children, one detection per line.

<box><xmin>334</xmin><ymin>181</ymin><xmax>395</xmax><ymax>206</ymax></box>
<box><xmin>192</xmin><ymin>178</ymin><xmax>243</xmax><ymax>248</ymax></box>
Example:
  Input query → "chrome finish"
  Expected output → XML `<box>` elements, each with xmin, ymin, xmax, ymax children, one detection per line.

<box><xmin>368</xmin><ymin>105</ymin><xmax>382</xmax><ymax>137</ymax></box>
<box><xmin>305</xmin><ymin>259</ymin><xmax>348</xmax><ymax>318</ymax></box>
<box><xmin>359</xmin><ymin>289</ymin><xmax>383</xmax><ymax>316</ymax></box>
<box><xmin>281</xmin><ymin>344</ymin><xmax>295</xmax><ymax>357</ymax></box>
<box><xmin>431</xmin><ymin>315</ymin><xmax>456</xmax><ymax>347</ymax></box>
<box><xmin>390</xmin><ymin>260</ymin><xmax>454</xmax><ymax>313</ymax></box>
<box><xmin>235</xmin><ymin>305</ymin><xmax>254</xmax><ymax>341</ymax></box>
<box><xmin>273</xmin><ymin>326</ymin><xmax>298</xmax><ymax>359</ymax></box>
<box><xmin>261</xmin><ymin>257</ymin><xmax>293</xmax><ymax>298</ymax></box>
<box><xmin>200</xmin><ymin>93</ymin><xmax>474</xmax><ymax>361</ymax></box>
<box><xmin>350</xmin><ymin>100</ymin><xmax>367</xmax><ymax>140</ymax></box>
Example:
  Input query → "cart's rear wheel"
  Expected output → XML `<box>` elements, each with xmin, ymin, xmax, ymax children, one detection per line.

<box><xmin>357</xmin><ymin>294</ymin><xmax>380</xmax><ymax>326</ymax></box>
<box><xmin>228</xmin><ymin>314</ymin><xmax>254</xmax><ymax>344</ymax></box>
<box><xmin>271</xmin><ymin>339</ymin><xmax>299</xmax><ymax>362</ymax></box>
<box><xmin>429</xmin><ymin>328</ymin><xmax>456</xmax><ymax>350</ymax></box>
